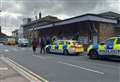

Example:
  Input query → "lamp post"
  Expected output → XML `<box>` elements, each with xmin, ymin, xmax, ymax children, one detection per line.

<box><xmin>32</xmin><ymin>10</ymin><xmax>38</xmax><ymax>39</ymax></box>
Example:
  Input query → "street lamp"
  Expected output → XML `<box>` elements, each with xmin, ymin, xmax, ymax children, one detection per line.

<box><xmin>32</xmin><ymin>10</ymin><xmax>38</xmax><ymax>39</ymax></box>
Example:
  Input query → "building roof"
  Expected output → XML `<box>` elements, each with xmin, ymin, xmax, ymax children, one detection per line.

<box><xmin>0</xmin><ymin>32</ymin><xmax>8</xmax><ymax>40</ymax></box>
<box><xmin>12</xmin><ymin>29</ymin><xmax>18</xmax><ymax>33</ymax></box>
<box><xmin>99</xmin><ymin>11</ymin><xmax>120</xmax><ymax>19</ymax></box>
<box><xmin>29</xmin><ymin>13</ymin><xmax>117</xmax><ymax>31</ymax></box>
<box><xmin>22</xmin><ymin>15</ymin><xmax>61</xmax><ymax>27</ymax></box>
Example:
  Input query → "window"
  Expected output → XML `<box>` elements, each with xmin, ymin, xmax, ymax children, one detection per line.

<box><xmin>106</xmin><ymin>39</ymin><xmax>115</xmax><ymax>45</ymax></box>
<box><xmin>59</xmin><ymin>41</ymin><xmax>64</xmax><ymax>45</ymax></box>
<box><xmin>117</xmin><ymin>38</ymin><xmax>120</xmax><ymax>44</ymax></box>
<box><xmin>67</xmin><ymin>42</ymin><xmax>70</xmax><ymax>45</ymax></box>
<box><xmin>52</xmin><ymin>41</ymin><xmax>58</xmax><ymax>45</ymax></box>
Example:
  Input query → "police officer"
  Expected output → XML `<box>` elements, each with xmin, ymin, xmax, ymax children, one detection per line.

<box><xmin>40</xmin><ymin>37</ymin><xmax>46</xmax><ymax>54</ymax></box>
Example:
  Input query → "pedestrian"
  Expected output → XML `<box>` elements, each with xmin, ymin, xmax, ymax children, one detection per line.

<box><xmin>40</xmin><ymin>37</ymin><xmax>46</xmax><ymax>54</ymax></box>
<box><xmin>46</xmin><ymin>37</ymin><xmax>51</xmax><ymax>45</ymax></box>
<box><xmin>32</xmin><ymin>38</ymin><xmax>37</xmax><ymax>54</ymax></box>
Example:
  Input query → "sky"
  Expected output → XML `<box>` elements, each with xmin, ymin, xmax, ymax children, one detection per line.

<box><xmin>0</xmin><ymin>0</ymin><xmax>120</xmax><ymax>36</ymax></box>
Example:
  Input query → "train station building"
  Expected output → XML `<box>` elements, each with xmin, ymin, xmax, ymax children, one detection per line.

<box><xmin>21</xmin><ymin>11</ymin><xmax>120</xmax><ymax>50</ymax></box>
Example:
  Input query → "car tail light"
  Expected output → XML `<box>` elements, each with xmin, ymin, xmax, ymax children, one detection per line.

<box><xmin>71</xmin><ymin>46</ymin><xmax>76</xmax><ymax>50</ymax></box>
<box><xmin>71</xmin><ymin>45</ymin><xmax>83</xmax><ymax>48</ymax></box>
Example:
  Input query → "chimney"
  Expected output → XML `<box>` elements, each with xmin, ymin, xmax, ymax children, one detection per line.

<box><xmin>39</xmin><ymin>12</ymin><xmax>42</xmax><ymax>19</ymax></box>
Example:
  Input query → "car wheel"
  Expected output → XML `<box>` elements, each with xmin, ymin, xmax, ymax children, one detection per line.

<box><xmin>89</xmin><ymin>49</ymin><xmax>98</xmax><ymax>59</ymax></box>
<box><xmin>46</xmin><ymin>48</ymin><xmax>50</xmax><ymax>53</ymax></box>
<box><xmin>63</xmin><ymin>49</ymin><xmax>69</xmax><ymax>55</ymax></box>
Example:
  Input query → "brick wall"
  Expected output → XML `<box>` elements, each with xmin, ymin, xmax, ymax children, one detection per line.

<box><xmin>99</xmin><ymin>23</ymin><xmax>114</xmax><ymax>42</ymax></box>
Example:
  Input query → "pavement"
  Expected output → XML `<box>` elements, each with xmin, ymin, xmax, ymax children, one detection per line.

<box><xmin>0</xmin><ymin>57</ymin><xmax>30</xmax><ymax>82</ymax></box>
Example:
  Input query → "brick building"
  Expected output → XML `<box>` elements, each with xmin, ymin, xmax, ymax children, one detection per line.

<box><xmin>21</xmin><ymin>15</ymin><xmax>61</xmax><ymax>40</ymax></box>
<box><xmin>21</xmin><ymin>12</ymin><xmax>120</xmax><ymax>50</ymax></box>
<box><xmin>12</xmin><ymin>29</ymin><xmax>19</xmax><ymax>41</ymax></box>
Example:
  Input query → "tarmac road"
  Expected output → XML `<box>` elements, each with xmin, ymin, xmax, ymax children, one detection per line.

<box><xmin>0</xmin><ymin>44</ymin><xmax>120</xmax><ymax>82</ymax></box>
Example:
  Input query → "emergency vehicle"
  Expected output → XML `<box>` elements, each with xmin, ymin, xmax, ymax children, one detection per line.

<box><xmin>87</xmin><ymin>36</ymin><xmax>120</xmax><ymax>60</ymax></box>
<box><xmin>45</xmin><ymin>40</ymin><xmax>84</xmax><ymax>55</ymax></box>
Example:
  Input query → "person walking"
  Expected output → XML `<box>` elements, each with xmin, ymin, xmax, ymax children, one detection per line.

<box><xmin>32</xmin><ymin>38</ymin><xmax>37</xmax><ymax>54</ymax></box>
<box><xmin>40</xmin><ymin>37</ymin><xmax>46</xmax><ymax>54</ymax></box>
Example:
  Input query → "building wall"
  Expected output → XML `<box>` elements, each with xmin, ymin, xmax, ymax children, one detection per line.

<box><xmin>99</xmin><ymin>23</ymin><xmax>114</xmax><ymax>42</ymax></box>
<box><xmin>114</xmin><ymin>26</ymin><xmax>120</xmax><ymax>35</ymax></box>
<box><xmin>39</xmin><ymin>22</ymin><xmax>97</xmax><ymax>44</ymax></box>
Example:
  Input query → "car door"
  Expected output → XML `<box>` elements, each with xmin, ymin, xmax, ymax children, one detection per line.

<box><xmin>105</xmin><ymin>38</ymin><xmax>115</xmax><ymax>55</ymax></box>
<box><xmin>50</xmin><ymin>41</ymin><xmax>58</xmax><ymax>53</ymax></box>
<box><xmin>114</xmin><ymin>38</ymin><xmax>120</xmax><ymax>56</ymax></box>
<box><xmin>58</xmin><ymin>41</ymin><xmax>64</xmax><ymax>53</ymax></box>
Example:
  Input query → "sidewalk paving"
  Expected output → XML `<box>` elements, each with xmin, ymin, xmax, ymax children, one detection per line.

<box><xmin>0</xmin><ymin>58</ymin><xmax>30</xmax><ymax>82</ymax></box>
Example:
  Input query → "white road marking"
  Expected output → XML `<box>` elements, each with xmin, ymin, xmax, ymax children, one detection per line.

<box><xmin>4</xmin><ymin>49</ymin><xmax>9</xmax><ymax>52</ymax></box>
<box><xmin>58</xmin><ymin>61</ymin><xmax>104</xmax><ymax>75</ymax></box>
<box><xmin>6</xmin><ymin>57</ymin><xmax>48</xmax><ymax>82</ymax></box>
<box><xmin>0</xmin><ymin>67</ymin><xmax>8</xmax><ymax>71</ymax></box>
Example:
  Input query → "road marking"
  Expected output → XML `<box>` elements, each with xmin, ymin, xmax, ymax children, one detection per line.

<box><xmin>8</xmin><ymin>57</ymin><xmax>48</xmax><ymax>82</ymax></box>
<box><xmin>58</xmin><ymin>61</ymin><xmax>104</xmax><ymax>75</ymax></box>
<box><xmin>0</xmin><ymin>67</ymin><xmax>8</xmax><ymax>71</ymax></box>
<box><xmin>1</xmin><ymin>57</ymin><xmax>48</xmax><ymax>82</ymax></box>
<box><xmin>4</xmin><ymin>49</ymin><xmax>9</xmax><ymax>52</ymax></box>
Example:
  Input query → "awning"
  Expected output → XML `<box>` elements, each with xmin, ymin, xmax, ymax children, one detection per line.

<box><xmin>29</xmin><ymin>14</ymin><xmax>117</xmax><ymax>31</ymax></box>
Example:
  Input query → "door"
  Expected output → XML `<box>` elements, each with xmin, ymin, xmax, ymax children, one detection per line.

<box><xmin>58</xmin><ymin>41</ymin><xmax>64</xmax><ymax>53</ymax></box>
<box><xmin>105</xmin><ymin>39</ymin><xmax>115</xmax><ymax>55</ymax></box>
<box><xmin>50</xmin><ymin>41</ymin><xmax>58</xmax><ymax>53</ymax></box>
<box><xmin>114</xmin><ymin>38</ymin><xmax>120</xmax><ymax>56</ymax></box>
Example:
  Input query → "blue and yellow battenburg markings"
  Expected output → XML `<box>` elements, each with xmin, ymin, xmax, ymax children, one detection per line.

<box><xmin>90</xmin><ymin>42</ymin><xmax>120</xmax><ymax>55</ymax></box>
<box><xmin>49</xmin><ymin>44</ymin><xmax>68</xmax><ymax>50</ymax></box>
<box><xmin>105</xmin><ymin>50</ymin><xmax>120</xmax><ymax>55</ymax></box>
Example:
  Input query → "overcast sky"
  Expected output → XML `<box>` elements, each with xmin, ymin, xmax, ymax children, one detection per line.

<box><xmin>0</xmin><ymin>0</ymin><xmax>120</xmax><ymax>36</ymax></box>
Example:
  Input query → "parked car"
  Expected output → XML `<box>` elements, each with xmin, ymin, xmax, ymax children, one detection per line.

<box><xmin>45</xmin><ymin>40</ymin><xmax>84</xmax><ymax>55</ymax></box>
<box><xmin>18</xmin><ymin>38</ymin><xmax>30</xmax><ymax>47</ymax></box>
<box><xmin>3</xmin><ymin>38</ymin><xmax>16</xmax><ymax>45</ymax></box>
<box><xmin>87</xmin><ymin>36</ymin><xmax>120</xmax><ymax>60</ymax></box>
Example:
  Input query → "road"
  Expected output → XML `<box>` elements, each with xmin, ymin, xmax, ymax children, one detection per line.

<box><xmin>0</xmin><ymin>44</ymin><xmax>120</xmax><ymax>82</ymax></box>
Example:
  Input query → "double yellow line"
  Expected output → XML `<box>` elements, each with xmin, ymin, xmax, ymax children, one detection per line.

<box><xmin>1</xmin><ymin>57</ymin><xmax>48</xmax><ymax>82</ymax></box>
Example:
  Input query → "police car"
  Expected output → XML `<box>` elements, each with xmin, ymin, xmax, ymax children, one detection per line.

<box><xmin>45</xmin><ymin>40</ymin><xmax>84</xmax><ymax>55</ymax></box>
<box><xmin>87</xmin><ymin>36</ymin><xmax>120</xmax><ymax>60</ymax></box>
